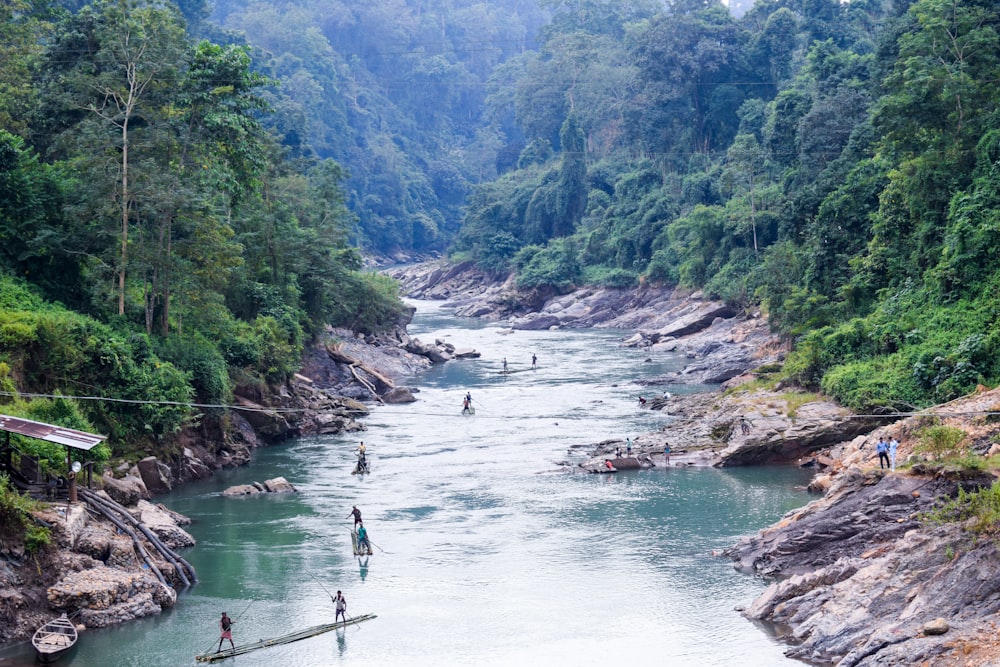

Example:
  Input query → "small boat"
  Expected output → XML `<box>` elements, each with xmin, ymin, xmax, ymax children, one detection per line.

<box><xmin>195</xmin><ymin>615</ymin><xmax>377</xmax><ymax>662</ymax></box>
<box><xmin>351</xmin><ymin>458</ymin><xmax>370</xmax><ymax>475</ymax></box>
<box><xmin>32</xmin><ymin>614</ymin><xmax>77</xmax><ymax>664</ymax></box>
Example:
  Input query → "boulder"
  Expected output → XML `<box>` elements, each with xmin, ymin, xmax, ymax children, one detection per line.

<box><xmin>101</xmin><ymin>473</ymin><xmax>149</xmax><ymax>506</ymax></box>
<box><xmin>655</xmin><ymin>302</ymin><xmax>735</xmax><ymax>339</ymax></box>
<box><xmin>181</xmin><ymin>448</ymin><xmax>212</xmax><ymax>480</ymax></box>
<box><xmin>383</xmin><ymin>387</ymin><xmax>417</xmax><ymax>404</ymax></box>
<box><xmin>511</xmin><ymin>314</ymin><xmax>561</xmax><ymax>331</ymax></box>
<box><xmin>136</xmin><ymin>457</ymin><xmax>172</xmax><ymax>496</ymax></box>
<box><xmin>136</xmin><ymin>500</ymin><xmax>196</xmax><ymax>549</ymax></box>
<box><xmin>262</xmin><ymin>477</ymin><xmax>296</xmax><ymax>494</ymax></box>
<box><xmin>222</xmin><ymin>484</ymin><xmax>261</xmax><ymax>496</ymax></box>
<box><xmin>923</xmin><ymin>618</ymin><xmax>950</xmax><ymax>635</ymax></box>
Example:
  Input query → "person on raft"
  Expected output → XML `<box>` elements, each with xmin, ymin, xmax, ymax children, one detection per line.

<box><xmin>357</xmin><ymin>522</ymin><xmax>373</xmax><ymax>555</ymax></box>
<box><xmin>333</xmin><ymin>591</ymin><xmax>347</xmax><ymax>624</ymax></box>
<box><xmin>218</xmin><ymin>612</ymin><xmax>235</xmax><ymax>652</ymax></box>
<box><xmin>462</xmin><ymin>395</ymin><xmax>472</xmax><ymax>414</ymax></box>
<box><xmin>638</xmin><ymin>396</ymin><xmax>647</xmax><ymax>406</ymax></box>
<box><xmin>347</xmin><ymin>505</ymin><xmax>362</xmax><ymax>526</ymax></box>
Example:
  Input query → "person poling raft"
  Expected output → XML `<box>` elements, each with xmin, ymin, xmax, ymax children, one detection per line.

<box><xmin>351</xmin><ymin>521</ymin><xmax>374</xmax><ymax>556</ymax></box>
<box><xmin>194</xmin><ymin>615</ymin><xmax>378</xmax><ymax>662</ymax></box>
<box><xmin>351</xmin><ymin>441</ymin><xmax>370</xmax><ymax>474</ymax></box>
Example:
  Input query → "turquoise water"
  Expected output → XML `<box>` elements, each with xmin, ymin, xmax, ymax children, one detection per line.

<box><xmin>1</xmin><ymin>302</ymin><xmax>814</xmax><ymax>666</ymax></box>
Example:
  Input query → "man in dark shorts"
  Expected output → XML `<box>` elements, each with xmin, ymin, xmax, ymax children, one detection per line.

<box><xmin>347</xmin><ymin>505</ymin><xmax>362</xmax><ymax>526</ymax></box>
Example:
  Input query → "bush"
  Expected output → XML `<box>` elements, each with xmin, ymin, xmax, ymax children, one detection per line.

<box><xmin>0</xmin><ymin>474</ymin><xmax>50</xmax><ymax>554</ymax></box>
<box><xmin>156</xmin><ymin>334</ymin><xmax>232</xmax><ymax>406</ymax></box>
<box><xmin>915</xmin><ymin>424</ymin><xmax>967</xmax><ymax>459</ymax></box>
<box><xmin>923</xmin><ymin>482</ymin><xmax>1000</xmax><ymax>536</ymax></box>
<box><xmin>514</xmin><ymin>240</ymin><xmax>581</xmax><ymax>290</ymax></box>
<box><xmin>581</xmin><ymin>266</ymin><xmax>638</xmax><ymax>288</ymax></box>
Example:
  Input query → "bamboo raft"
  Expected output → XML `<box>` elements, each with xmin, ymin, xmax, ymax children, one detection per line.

<box><xmin>351</xmin><ymin>528</ymin><xmax>373</xmax><ymax>556</ymax></box>
<box><xmin>195</xmin><ymin>615</ymin><xmax>377</xmax><ymax>662</ymax></box>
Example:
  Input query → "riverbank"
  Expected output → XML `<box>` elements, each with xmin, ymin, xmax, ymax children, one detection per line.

<box><xmin>720</xmin><ymin>385</ymin><xmax>1000</xmax><ymax>666</ymax></box>
<box><xmin>0</xmin><ymin>323</ymin><xmax>449</xmax><ymax>645</ymax></box>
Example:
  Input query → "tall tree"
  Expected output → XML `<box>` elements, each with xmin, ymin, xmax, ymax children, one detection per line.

<box><xmin>66</xmin><ymin>0</ymin><xmax>187</xmax><ymax>316</ymax></box>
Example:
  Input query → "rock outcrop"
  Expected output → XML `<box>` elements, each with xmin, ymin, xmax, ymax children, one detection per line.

<box><xmin>222</xmin><ymin>476</ymin><xmax>297</xmax><ymax>496</ymax></box>
<box><xmin>725</xmin><ymin>469</ymin><xmax>998</xmax><ymax>666</ymax></box>
<box><xmin>590</xmin><ymin>389</ymin><xmax>881</xmax><ymax>468</ymax></box>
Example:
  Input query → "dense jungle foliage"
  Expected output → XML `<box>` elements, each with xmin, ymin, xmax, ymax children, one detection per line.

<box><xmin>451</xmin><ymin>0</ymin><xmax>1000</xmax><ymax>413</ymax></box>
<box><xmin>0</xmin><ymin>0</ymin><xmax>405</xmax><ymax>467</ymax></box>
<box><xmin>3</xmin><ymin>0</ymin><xmax>1000</xmax><ymax>465</ymax></box>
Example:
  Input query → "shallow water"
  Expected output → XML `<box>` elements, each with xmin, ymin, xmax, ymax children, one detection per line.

<box><xmin>1</xmin><ymin>302</ymin><xmax>813</xmax><ymax>666</ymax></box>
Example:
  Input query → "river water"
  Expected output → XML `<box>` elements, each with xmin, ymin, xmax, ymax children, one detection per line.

<box><xmin>3</xmin><ymin>301</ymin><xmax>814</xmax><ymax>666</ymax></box>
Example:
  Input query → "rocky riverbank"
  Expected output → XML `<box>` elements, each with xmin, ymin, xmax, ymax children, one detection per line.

<box><xmin>719</xmin><ymin>386</ymin><xmax>1000</xmax><ymax>667</ymax></box>
<box><xmin>0</xmin><ymin>320</ymin><xmax>463</xmax><ymax>645</ymax></box>
<box><xmin>389</xmin><ymin>260</ymin><xmax>786</xmax><ymax>387</ymax></box>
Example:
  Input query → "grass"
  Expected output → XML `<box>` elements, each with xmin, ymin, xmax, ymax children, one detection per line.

<box><xmin>923</xmin><ymin>482</ymin><xmax>1000</xmax><ymax>536</ymax></box>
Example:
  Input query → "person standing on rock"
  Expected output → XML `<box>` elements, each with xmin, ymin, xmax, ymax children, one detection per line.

<box><xmin>347</xmin><ymin>505</ymin><xmax>362</xmax><ymax>527</ymax></box>
<box><xmin>626</xmin><ymin>438</ymin><xmax>633</xmax><ymax>457</ymax></box>
<box><xmin>218</xmin><ymin>612</ymin><xmax>235</xmax><ymax>652</ymax></box>
<box><xmin>663</xmin><ymin>443</ymin><xmax>671</xmax><ymax>465</ymax></box>
<box><xmin>888</xmin><ymin>437</ymin><xmax>899</xmax><ymax>471</ymax></box>
<box><xmin>876</xmin><ymin>437</ymin><xmax>890</xmax><ymax>469</ymax></box>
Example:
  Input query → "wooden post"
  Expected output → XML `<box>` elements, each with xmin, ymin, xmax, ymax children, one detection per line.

<box><xmin>67</xmin><ymin>448</ymin><xmax>77</xmax><ymax>504</ymax></box>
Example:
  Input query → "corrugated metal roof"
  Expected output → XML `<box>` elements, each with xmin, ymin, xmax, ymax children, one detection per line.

<box><xmin>0</xmin><ymin>415</ymin><xmax>106</xmax><ymax>451</ymax></box>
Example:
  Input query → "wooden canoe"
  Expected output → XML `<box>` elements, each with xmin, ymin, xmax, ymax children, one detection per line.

<box><xmin>32</xmin><ymin>614</ymin><xmax>77</xmax><ymax>664</ymax></box>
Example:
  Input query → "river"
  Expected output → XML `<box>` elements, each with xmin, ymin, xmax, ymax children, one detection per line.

<box><xmin>3</xmin><ymin>301</ymin><xmax>814</xmax><ymax>666</ymax></box>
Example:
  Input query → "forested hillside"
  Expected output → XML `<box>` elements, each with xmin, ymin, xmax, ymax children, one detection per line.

<box><xmin>453</xmin><ymin>0</ymin><xmax>1000</xmax><ymax>413</ymax></box>
<box><xmin>3</xmin><ymin>0</ymin><xmax>1000</xmax><ymax>464</ymax></box>
<box><xmin>210</xmin><ymin>0</ymin><xmax>551</xmax><ymax>255</ymax></box>
<box><xmin>0</xmin><ymin>0</ymin><xmax>404</xmax><ymax>468</ymax></box>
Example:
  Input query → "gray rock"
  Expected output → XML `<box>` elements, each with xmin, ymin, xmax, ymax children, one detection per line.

<box><xmin>222</xmin><ymin>484</ymin><xmax>261</xmax><ymax>496</ymax></box>
<box><xmin>101</xmin><ymin>473</ymin><xmax>149</xmax><ymax>506</ymax></box>
<box><xmin>262</xmin><ymin>477</ymin><xmax>296</xmax><ymax>494</ymax></box>
<box><xmin>136</xmin><ymin>457</ymin><xmax>172</xmax><ymax>496</ymax></box>
<box><xmin>511</xmin><ymin>314</ymin><xmax>561</xmax><ymax>330</ymax></box>
<box><xmin>727</xmin><ymin>470</ymin><xmax>998</xmax><ymax>666</ymax></box>
<box><xmin>923</xmin><ymin>618</ymin><xmax>950</xmax><ymax>635</ymax></box>
<box><xmin>383</xmin><ymin>387</ymin><xmax>417</xmax><ymax>403</ymax></box>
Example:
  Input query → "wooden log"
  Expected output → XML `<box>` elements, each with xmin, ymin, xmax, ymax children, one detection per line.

<box><xmin>80</xmin><ymin>489</ymin><xmax>196</xmax><ymax>586</ymax></box>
